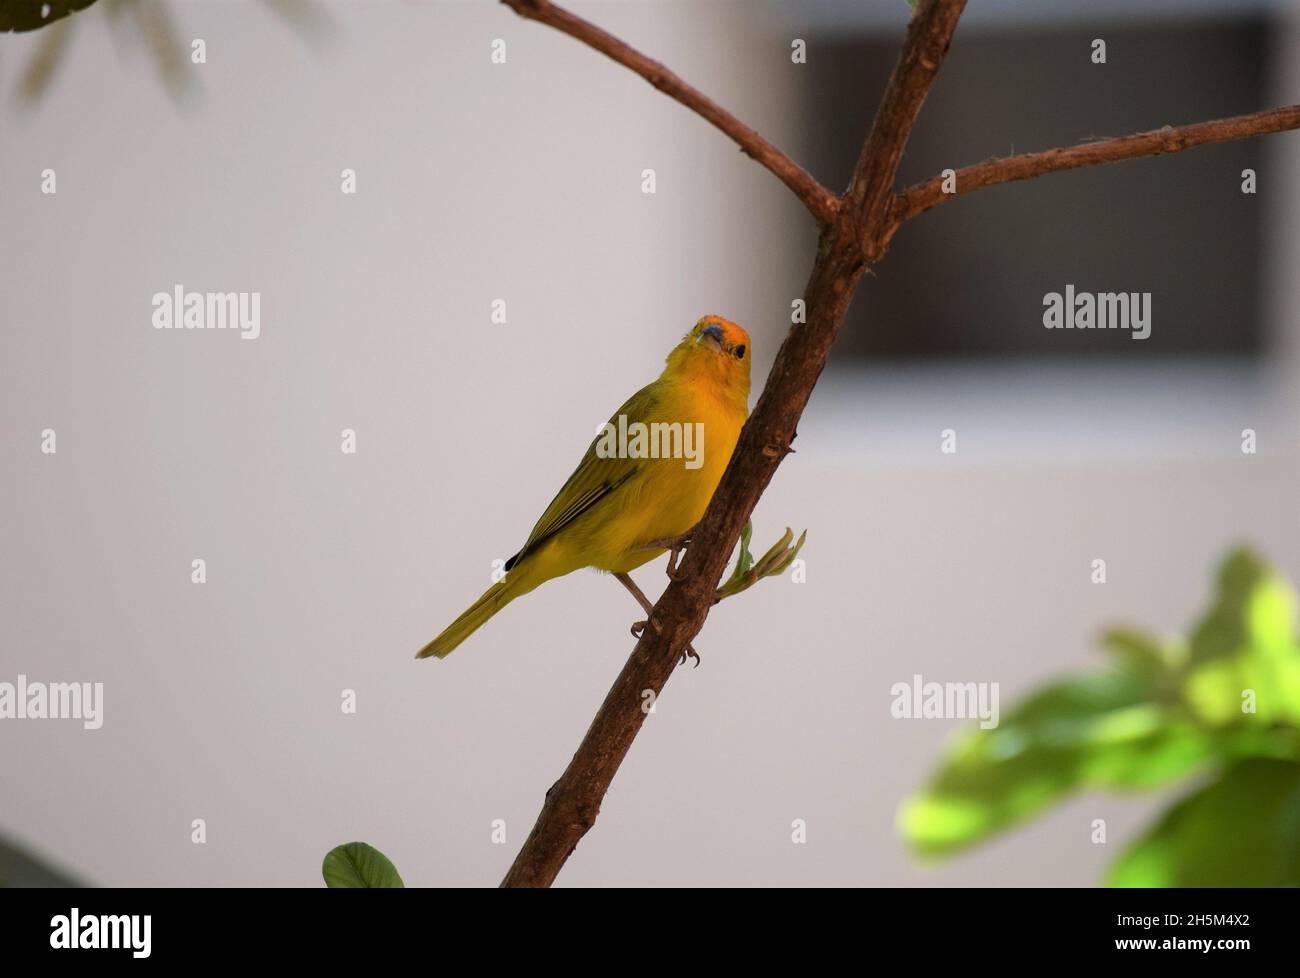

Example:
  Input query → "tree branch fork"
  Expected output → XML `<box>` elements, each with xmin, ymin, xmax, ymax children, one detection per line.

<box><xmin>503</xmin><ymin>0</ymin><xmax>1298</xmax><ymax>259</ymax></box>
<box><xmin>493</xmin><ymin>0</ymin><xmax>1300</xmax><ymax>887</ymax></box>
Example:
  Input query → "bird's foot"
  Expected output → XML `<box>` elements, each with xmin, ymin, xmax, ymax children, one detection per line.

<box><xmin>630</xmin><ymin>618</ymin><xmax>699</xmax><ymax>666</ymax></box>
<box><xmin>642</xmin><ymin>532</ymin><xmax>693</xmax><ymax>580</ymax></box>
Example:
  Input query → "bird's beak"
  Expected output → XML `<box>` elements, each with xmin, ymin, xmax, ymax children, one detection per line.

<box><xmin>699</xmin><ymin>324</ymin><xmax>725</xmax><ymax>352</ymax></box>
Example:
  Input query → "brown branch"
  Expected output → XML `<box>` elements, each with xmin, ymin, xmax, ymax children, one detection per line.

<box><xmin>500</xmin><ymin>0</ymin><xmax>838</xmax><ymax>226</ymax></box>
<box><xmin>500</xmin><ymin>228</ymin><xmax>867</xmax><ymax>889</ymax></box>
<box><xmin>895</xmin><ymin>105</ymin><xmax>1300</xmax><ymax>224</ymax></box>
<box><xmin>496</xmin><ymin>0</ymin><xmax>1300</xmax><ymax>888</ymax></box>
<box><xmin>844</xmin><ymin>0</ymin><xmax>968</xmax><ymax>252</ymax></box>
<box><xmin>499</xmin><ymin>0</ymin><xmax>967</xmax><ymax>889</ymax></box>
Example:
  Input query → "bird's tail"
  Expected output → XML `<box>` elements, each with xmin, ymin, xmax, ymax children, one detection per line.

<box><xmin>416</xmin><ymin>561</ymin><xmax>538</xmax><ymax>659</ymax></box>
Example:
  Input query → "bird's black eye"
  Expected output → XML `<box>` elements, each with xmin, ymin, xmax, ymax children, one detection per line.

<box><xmin>734</xmin><ymin>344</ymin><xmax>745</xmax><ymax>359</ymax></box>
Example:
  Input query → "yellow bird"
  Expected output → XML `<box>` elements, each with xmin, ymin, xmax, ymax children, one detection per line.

<box><xmin>417</xmin><ymin>315</ymin><xmax>751</xmax><ymax>660</ymax></box>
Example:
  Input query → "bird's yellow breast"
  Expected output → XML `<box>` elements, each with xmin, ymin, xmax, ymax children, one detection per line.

<box><xmin>610</xmin><ymin>382</ymin><xmax>744</xmax><ymax>567</ymax></box>
<box><xmin>536</xmin><ymin>376</ymin><xmax>747</xmax><ymax>577</ymax></box>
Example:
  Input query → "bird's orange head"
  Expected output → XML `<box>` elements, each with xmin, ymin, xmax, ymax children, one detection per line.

<box><xmin>664</xmin><ymin>315</ymin><xmax>751</xmax><ymax>402</ymax></box>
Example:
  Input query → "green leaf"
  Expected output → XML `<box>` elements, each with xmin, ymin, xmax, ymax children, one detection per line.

<box><xmin>715</xmin><ymin>524</ymin><xmax>806</xmax><ymax>601</ymax></box>
<box><xmin>0</xmin><ymin>0</ymin><xmax>100</xmax><ymax>33</ymax></box>
<box><xmin>736</xmin><ymin>520</ymin><xmax>754</xmax><ymax>579</ymax></box>
<box><xmin>1107</xmin><ymin>758</ymin><xmax>1300</xmax><ymax>887</ymax></box>
<box><xmin>1181</xmin><ymin>548</ymin><xmax>1300</xmax><ymax>727</ymax></box>
<box><xmin>752</xmin><ymin>526</ymin><xmax>792</xmax><ymax>577</ymax></box>
<box><xmin>899</xmin><ymin>673</ymin><xmax>1214</xmax><ymax>858</ymax></box>
<box><xmin>764</xmin><ymin>528</ymin><xmax>806</xmax><ymax>578</ymax></box>
<box><xmin>1187</xmin><ymin>547</ymin><xmax>1286</xmax><ymax>664</ymax></box>
<box><xmin>1101</xmin><ymin>627</ymin><xmax>1181</xmax><ymax>677</ymax></box>
<box><xmin>322</xmin><ymin>842</ymin><xmax>405</xmax><ymax>888</ymax></box>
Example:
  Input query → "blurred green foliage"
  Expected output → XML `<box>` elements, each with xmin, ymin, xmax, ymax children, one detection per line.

<box><xmin>899</xmin><ymin>547</ymin><xmax>1300</xmax><ymax>886</ymax></box>
<box><xmin>0</xmin><ymin>831</ymin><xmax>84</xmax><ymax>887</ymax></box>
<box><xmin>2</xmin><ymin>0</ymin><xmax>328</xmax><ymax>103</ymax></box>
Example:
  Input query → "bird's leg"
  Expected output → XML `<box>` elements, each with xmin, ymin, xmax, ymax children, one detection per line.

<box><xmin>614</xmin><ymin>572</ymin><xmax>700</xmax><ymax>667</ymax></box>
<box><xmin>639</xmin><ymin>530</ymin><xmax>695</xmax><ymax>581</ymax></box>
<box><xmin>616</xmin><ymin>572</ymin><xmax>656</xmax><ymax>629</ymax></box>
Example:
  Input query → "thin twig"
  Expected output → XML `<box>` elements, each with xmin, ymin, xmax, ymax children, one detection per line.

<box><xmin>500</xmin><ymin>0</ymin><xmax>838</xmax><ymax>226</ymax></box>
<box><xmin>894</xmin><ymin>105</ymin><xmax>1300</xmax><ymax>224</ymax></box>
<box><xmin>844</xmin><ymin>0</ymin><xmax>968</xmax><ymax>253</ymax></box>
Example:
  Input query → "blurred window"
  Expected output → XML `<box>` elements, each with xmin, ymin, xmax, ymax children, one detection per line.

<box><xmin>802</xmin><ymin>14</ymin><xmax>1271</xmax><ymax>360</ymax></box>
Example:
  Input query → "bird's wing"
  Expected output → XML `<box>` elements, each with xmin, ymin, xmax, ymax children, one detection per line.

<box><xmin>504</xmin><ymin>381</ymin><xmax>658</xmax><ymax>571</ymax></box>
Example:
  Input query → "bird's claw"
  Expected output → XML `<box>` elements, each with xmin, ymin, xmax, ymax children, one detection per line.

<box><xmin>662</xmin><ymin>534</ymin><xmax>692</xmax><ymax>579</ymax></box>
<box><xmin>630</xmin><ymin>617</ymin><xmax>698</xmax><ymax>664</ymax></box>
<box><xmin>665</xmin><ymin>548</ymin><xmax>685</xmax><ymax>579</ymax></box>
<box><xmin>638</xmin><ymin>532</ymin><xmax>695</xmax><ymax>580</ymax></box>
